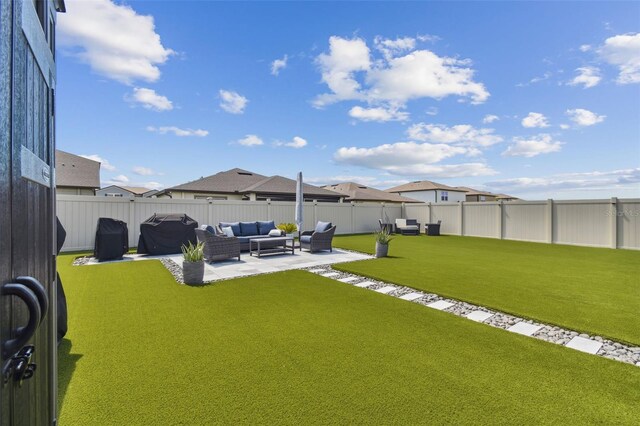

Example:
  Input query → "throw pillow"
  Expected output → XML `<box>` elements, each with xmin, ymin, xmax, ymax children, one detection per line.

<box><xmin>315</xmin><ymin>221</ymin><xmax>332</xmax><ymax>233</ymax></box>
<box><xmin>221</xmin><ymin>226</ymin><xmax>234</xmax><ymax>237</ymax></box>
<box><xmin>239</xmin><ymin>221</ymin><xmax>259</xmax><ymax>236</ymax></box>
<box><xmin>219</xmin><ymin>221</ymin><xmax>240</xmax><ymax>236</ymax></box>
<box><xmin>268</xmin><ymin>229</ymin><xmax>283</xmax><ymax>237</ymax></box>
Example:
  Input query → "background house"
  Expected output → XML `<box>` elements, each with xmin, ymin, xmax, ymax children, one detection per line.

<box><xmin>323</xmin><ymin>182</ymin><xmax>421</xmax><ymax>204</ymax></box>
<box><xmin>385</xmin><ymin>180</ymin><xmax>467</xmax><ymax>203</ymax></box>
<box><xmin>96</xmin><ymin>185</ymin><xmax>159</xmax><ymax>198</ymax></box>
<box><xmin>157</xmin><ymin>168</ymin><xmax>343</xmax><ymax>202</ymax></box>
<box><xmin>456</xmin><ymin>186</ymin><xmax>519</xmax><ymax>202</ymax></box>
<box><xmin>55</xmin><ymin>150</ymin><xmax>100</xmax><ymax>195</ymax></box>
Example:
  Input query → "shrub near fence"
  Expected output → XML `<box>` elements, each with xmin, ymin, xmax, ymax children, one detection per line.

<box><xmin>57</xmin><ymin>196</ymin><xmax>640</xmax><ymax>252</ymax></box>
<box><xmin>56</xmin><ymin>195</ymin><xmax>402</xmax><ymax>252</ymax></box>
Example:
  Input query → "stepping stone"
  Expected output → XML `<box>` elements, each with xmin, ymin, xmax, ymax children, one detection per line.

<box><xmin>426</xmin><ymin>300</ymin><xmax>454</xmax><ymax>311</ymax></box>
<box><xmin>376</xmin><ymin>286</ymin><xmax>396</xmax><ymax>294</ymax></box>
<box><xmin>466</xmin><ymin>310</ymin><xmax>494</xmax><ymax>323</ymax></box>
<box><xmin>308</xmin><ymin>268</ymin><xmax>326</xmax><ymax>273</ymax></box>
<box><xmin>399</xmin><ymin>292</ymin><xmax>424</xmax><ymax>301</ymax></box>
<box><xmin>566</xmin><ymin>336</ymin><xmax>603</xmax><ymax>354</ymax></box>
<box><xmin>507</xmin><ymin>322</ymin><xmax>542</xmax><ymax>336</ymax></box>
<box><xmin>321</xmin><ymin>272</ymin><xmax>339</xmax><ymax>278</ymax></box>
<box><xmin>355</xmin><ymin>281</ymin><xmax>375</xmax><ymax>288</ymax></box>
<box><xmin>338</xmin><ymin>277</ymin><xmax>359</xmax><ymax>283</ymax></box>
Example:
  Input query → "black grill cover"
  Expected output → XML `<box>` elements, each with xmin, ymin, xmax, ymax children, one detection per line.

<box><xmin>94</xmin><ymin>218</ymin><xmax>129</xmax><ymax>261</ymax></box>
<box><xmin>137</xmin><ymin>213</ymin><xmax>198</xmax><ymax>255</ymax></box>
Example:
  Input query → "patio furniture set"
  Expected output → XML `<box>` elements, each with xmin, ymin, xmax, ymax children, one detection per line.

<box><xmin>196</xmin><ymin>220</ymin><xmax>336</xmax><ymax>263</ymax></box>
<box><xmin>379</xmin><ymin>219</ymin><xmax>442</xmax><ymax>236</ymax></box>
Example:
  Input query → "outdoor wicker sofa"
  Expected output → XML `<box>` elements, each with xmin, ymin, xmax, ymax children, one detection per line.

<box><xmin>195</xmin><ymin>228</ymin><xmax>241</xmax><ymax>263</ymax></box>
<box><xmin>395</xmin><ymin>218</ymin><xmax>420</xmax><ymax>235</ymax></box>
<box><xmin>300</xmin><ymin>221</ymin><xmax>336</xmax><ymax>252</ymax></box>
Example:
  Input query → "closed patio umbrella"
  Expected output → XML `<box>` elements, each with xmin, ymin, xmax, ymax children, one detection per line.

<box><xmin>295</xmin><ymin>172</ymin><xmax>303</xmax><ymax>237</ymax></box>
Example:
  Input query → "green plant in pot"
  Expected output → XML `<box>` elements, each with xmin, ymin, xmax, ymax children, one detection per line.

<box><xmin>277</xmin><ymin>222</ymin><xmax>297</xmax><ymax>238</ymax></box>
<box><xmin>374</xmin><ymin>229</ymin><xmax>393</xmax><ymax>258</ymax></box>
<box><xmin>181</xmin><ymin>241</ymin><xmax>205</xmax><ymax>285</ymax></box>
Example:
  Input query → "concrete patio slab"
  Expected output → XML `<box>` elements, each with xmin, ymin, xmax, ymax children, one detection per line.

<box><xmin>507</xmin><ymin>322</ymin><xmax>542</xmax><ymax>336</ymax></box>
<box><xmin>566</xmin><ymin>336</ymin><xmax>603</xmax><ymax>354</ymax></box>
<box><xmin>355</xmin><ymin>281</ymin><xmax>375</xmax><ymax>288</ymax></box>
<box><xmin>399</xmin><ymin>292</ymin><xmax>424</xmax><ymax>301</ymax></box>
<box><xmin>426</xmin><ymin>300</ymin><xmax>455</xmax><ymax>311</ymax></box>
<box><xmin>338</xmin><ymin>277</ymin><xmax>359</xmax><ymax>283</ymax></box>
<box><xmin>467</xmin><ymin>311</ymin><xmax>494</xmax><ymax>323</ymax></box>
<box><xmin>321</xmin><ymin>272</ymin><xmax>340</xmax><ymax>278</ymax></box>
<box><xmin>376</xmin><ymin>286</ymin><xmax>396</xmax><ymax>294</ymax></box>
<box><xmin>308</xmin><ymin>268</ymin><xmax>326</xmax><ymax>273</ymax></box>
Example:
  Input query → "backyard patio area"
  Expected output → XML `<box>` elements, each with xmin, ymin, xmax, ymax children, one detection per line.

<box><xmin>57</xmin><ymin>236</ymin><xmax>640</xmax><ymax>424</ymax></box>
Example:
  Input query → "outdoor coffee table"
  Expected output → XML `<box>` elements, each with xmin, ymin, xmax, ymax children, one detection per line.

<box><xmin>249</xmin><ymin>236</ymin><xmax>295</xmax><ymax>257</ymax></box>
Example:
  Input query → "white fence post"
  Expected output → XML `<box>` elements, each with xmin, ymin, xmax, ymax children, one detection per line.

<box><xmin>546</xmin><ymin>199</ymin><xmax>553</xmax><ymax>244</ymax></box>
<box><xmin>497</xmin><ymin>201</ymin><xmax>503</xmax><ymax>239</ymax></box>
<box><xmin>207</xmin><ymin>200</ymin><xmax>214</xmax><ymax>225</ymax></box>
<box><xmin>128</xmin><ymin>198</ymin><xmax>136</xmax><ymax>247</ymax></box>
<box><xmin>427</xmin><ymin>202</ymin><xmax>432</xmax><ymax>224</ymax></box>
<box><xmin>610</xmin><ymin>197</ymin><xmax>618</xmax><ymax>249</ymax></box>
<box><xmin>459</xmin><ymin>201</ymin><xmax>464</xmax><ymax>236</ymax></box>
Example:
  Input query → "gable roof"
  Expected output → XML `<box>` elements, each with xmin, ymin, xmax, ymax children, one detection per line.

<box><xmin>324</xmin><ymin>182</ymin><xmax>421</xmax><ymax>203</ymax></box>
<box><xmin>244</xmin><ymin>175</ymin><xmax>343</xmax><ymax>198</ymax></box>
<box><xmin>55</xmin><ymin>150</ymin><xmax>100</xmax><ymax>189</ymax></box>
<box><xmin>99</xmin><ymin>185</ymin><xmax>157</xmax><ymax>195</ymax></box>
<box><xmin>168</xmin><ymin>168</ymin><xmax>268</xmax><ymax>194</ymax></box>
<box><xmin>385</xmin><ymin>180</ymin><xmax>466</xmax><ymax>193</ymax></box>
<box><xmin>455</xmin><ymin>186</ymin><xmax>497</xmax><ymax>197</ymax></box>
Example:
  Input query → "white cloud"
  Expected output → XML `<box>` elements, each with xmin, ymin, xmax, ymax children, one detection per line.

<box><xmin>407</xmin><ymin>123</ymin><xmax>503</xmax><ymax>147</ymax></box>
<box><xmin>486</xmin><ymin>168</ymin><xmax>640</xmax><ymax>193</ymax></box>
<box><xmin>502</xmin><ymin>134</ymin><xmax>562</xmax><ymax>158</ymax></box>
<box><xmin>517</xmin><ymin>72</ymin><xmax>552</xmax><ymax>87</ymax></box>
<box><xmin>275</xmin><ymin>136</ymin><xmax>308</xmax><ymax>149</ymax></box>
<box><xmin>306</xmin><ymin>175</ymin><xmax>409</xmax><ymax>188</ymax></box>
<box><xmin>80</xmin><ymin>154</ymin><xmax>116</xmax><ymax>171</ymax></box>
<box><xmin>57</xmin><ymin>0</ymin><xmax>174</xmax><ymax>84</ymax></box>
<box><xmin>146</xmin><ymin>126</ymin><xmax>208</xmax><ymax>137</ymax></box>
<box><xmin>374</xmin><ymin>36</ymin><xmax>416</xmax><ymax>60</ymax></box>
<box><xmin>335</xmin><ymin>141</ymin><xmax>466</xmax><ymax>169</ymax></box>
<box><xmin>127</xmin><ymin>87</ymin><xmax>173</xmax><ymax>111</ymax></box>
<box><xmin>235</xmin><ymin>134</ymin><xmax>264</xmax><ymax>147</ymax></box>
<box><xmin>388</xmin><ymin>163</ymin><xmax>497</xmax><ymax>177</ymax></box>
<box><xmin>482</xmin><ymin>114</ymin><xmax>499</xmax><ymax>124</ymax></box>
<box><xmin>132</xmin><ymin>166</ymin><xmax>161</xmax><ymax>176</ymax></box>
<box><xmin>219</xmin><ymin>90</ymin><xmax>248</xmax><ymax>114</ymax></box>
<box><xmin>271</xmin><ymin>55</ymin><xmax>288</xmax><ymax>76</ymax></box>
<box><xmin>349</xmin><ymin>106</ymin><xmax>409</xmax><ymax>122</ymax></box>
<box><xmin>425</xmin><ymin>107</ymin><xmax>439</xmax><ymax>116</ymax></box>
<box><xmin>568</xmin><ymin>67</ymin><xmax>601</xmax><ymax>88</ymax></box>
<box><xmin>111</xmin><ymin>174</ymin><xmax>129</xmax><ymax>184</ymax></box>
<box><xmin>559</xmin><ymin>124</ymin><xmax>570</xmax><ymax>130</ymax></box>
<box><xmin>598</xmin><ymin>33</ymin><xmax>640</xmax><ymax>84</ymax></box>
<box><xmin>141</xmin><ymin>181</ymin><xmax>164</xmax><ymax>190</ymax></box>
<box><xmin>521</xmin><ymin>112</ymin><xmax>550</xmax><ymax>128</ymax></box>
<box><xmin>566</xmin><ymin>108</ymin><xmax>606</xmax><ymax>126</ymax></box>
<box><xmin>417</xmin><ymin>34</ymin><xmax>441</xmax><ymax>43</ymax></box>
<box><xmin>579</xmin><ymin>44</ymin><xmax>592</xmax><ymax>52</ymax></box>
<box><xmin>313</xmin><ymin>35</ymin><xmax>489</xmax><ymax>109</ymax></box>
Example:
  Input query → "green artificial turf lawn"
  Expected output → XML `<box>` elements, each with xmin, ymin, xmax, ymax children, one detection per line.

<box><xmin>333</xmin><ymin>234</ymin><xmax>640</xmax><ymax>346</ymax></box>
<box><xmin>57</xmin><ymin>254</ymin><xmax>640</xmax><ymax>424</ymax></box>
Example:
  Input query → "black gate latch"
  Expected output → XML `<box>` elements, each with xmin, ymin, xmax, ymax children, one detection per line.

<box><xmin>1</xmin><ymin>345</ymin><xmax>36</xmax><ymax>386</ymax></box>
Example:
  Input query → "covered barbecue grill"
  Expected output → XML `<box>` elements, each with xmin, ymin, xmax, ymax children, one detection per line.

<box><xmin>94</xmin><ymin>217</ymin><xmax>129</xmax><ymax>261</ymax></box>
<box><xmin>137</xmin><ymin>213</ymin><xmax>198</xmax><ymax>255</ymax></box>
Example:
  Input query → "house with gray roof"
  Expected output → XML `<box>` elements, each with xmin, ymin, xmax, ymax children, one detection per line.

<box><xmin>96</xmin><ymin>185</ymin><xmax>159</xmax><ymax>198</ymax></box>
<box><xmin>157</xmin><ymin>168</ymin><xmax>343</xmax><ymax>202</ymax></box>
<box><xmin>385</xmin><ymin>180</ymin><xmax>467</xmax><ymax>203</ymax></box>
<box><xmin>55</xmin><ymin>150</ymin><xmax>100</xmax><ymax>195</ymax></box>
<box><xmin>323</xmin><ymin>182</ymin><xmax>421</xmax><ymax>204</ymax></box>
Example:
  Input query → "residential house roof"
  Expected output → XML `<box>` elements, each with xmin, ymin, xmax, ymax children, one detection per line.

<box><xmin>99</xmin><ymin>185</ymin><xmax>158</xmax><ymax>196</ymax></box>
<box><xmin>164</xmin><ymin>168</ymin><xmax>342</xmax><ymax>200</ymax></box>
<box><xmin>455</xmin><ymin>186</ymin><xmax>497</xmax><ymax>197</ymax></box>
<box><xmin>55</xmin><ymin>150</ymin><xmax>100</xmax><ymax>189</ymax></box>
<box><xmin>385</xmin><ymin>180</ymin><xmax>466</xmax><ymax>193</ymax></box>
<box><xmin>323</xmin><ymin>182</ymin><xmax>421</xmax><ymax>203</ymax></box>
<box><xmin>495</xmin><ymin>193</ymin><xmax>520</xmax><ymax>200</ymax></box>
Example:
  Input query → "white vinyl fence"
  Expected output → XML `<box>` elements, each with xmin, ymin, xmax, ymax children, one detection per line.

<box><xmin>404</xmin><ymin>198</ymin><xmax>640</xmax><ymax>250</ymax></box>
<box><xmin>57</xmin><ymin>195</ymin><xmax>402</xmax><ymax>252</ymax></box>
<box><xmin>57</xmin><ymin>196</ymin><xmax>640</xmax><ymax>252</ymax></box>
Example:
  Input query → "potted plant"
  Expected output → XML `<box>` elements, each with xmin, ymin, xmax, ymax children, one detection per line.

<box><xmin>374</xmin><ymin>229</ymin><xmax>393</xmax><ymax>258</ymax></box>
<box><xmin>277</xmin><ymin>222</ymin><xmax>298</xmax><ymax>238</ymax></box>
<box><xmin>181</xmin><ymin>241</ymin><xmax>205</xmax><ymax>285</ymax></box>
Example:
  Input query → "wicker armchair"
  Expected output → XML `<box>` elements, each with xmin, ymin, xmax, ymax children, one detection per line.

<box><xmin>300</xmin><ymin>225</ymin><xmax>337</xmax><ymax>253</ymax></box>
<box><xmin>195</xmin><ymin>228</ymin><xmax>241</xmax><ymax>262</ymax></box>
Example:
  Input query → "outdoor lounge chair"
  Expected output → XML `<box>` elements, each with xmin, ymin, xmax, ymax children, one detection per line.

<box><xmin>195</xmin><ymin>228</ymin><xmax>241</xmax><ymax>262</ymax></box>
<box><xmin>300</xmin><ymin>221</ymin><xmax>336</xmax><ymax>252</ymax></box>
<box><xmin>395</xmin><ymin>218</ymin><xmax>420</xmax><ymax>235</ymax></box>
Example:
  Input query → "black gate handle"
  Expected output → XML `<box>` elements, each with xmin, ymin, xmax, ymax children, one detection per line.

<box><xmin>16</xmin><ymin>276</ymin><xmax>48</xmax><ymax>326</ymax></box>
<box><xmin>1</xmin><ymin>284</ymin><xmax>41</xmax><ymax>359</ymax></box>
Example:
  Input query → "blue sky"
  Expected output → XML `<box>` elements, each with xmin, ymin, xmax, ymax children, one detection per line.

<box><xmin>56</xmin><ymin>0</ymin><xmax>640</xmax><ymax>199</ymax></box>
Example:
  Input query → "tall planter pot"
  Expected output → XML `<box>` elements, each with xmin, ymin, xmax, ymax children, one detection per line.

<box><xmin>183</xmin><ymin>260</ymin><xmax>205</xmax><ymax>285</ymax></box>
<box><xmin>375</xmin><ymin>242</ymin><xmax>389</xmax><ymax>258</ymax></box>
